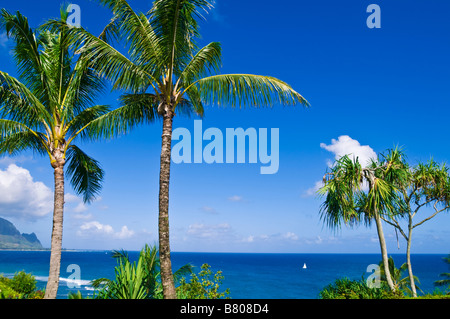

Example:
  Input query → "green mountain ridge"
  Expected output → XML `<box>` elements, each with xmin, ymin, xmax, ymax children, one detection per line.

<box><xmin>0</xmin><ymin>217</ymin><xmax>43</xmax><ymax>250</ymax></box>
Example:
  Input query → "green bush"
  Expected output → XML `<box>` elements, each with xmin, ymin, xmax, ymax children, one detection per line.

<box><xmin>92</xmin><ymin>245</ymin><xmax>230</xmax><ymax>300</ymax></box>
<box><xmin>319</xmin><ymin>278</ymin><xmax>403</xmax><ymax>299</ymax></box>
<box><xmin>0</xmin><ymin>272</ymin><xmax>43</xmax><ymax>299</ymax></box>
<box><xmin>176</xmin><ymin>264</ymin><xmax>230</xmax><ymax>299</ymax></box>
<box><xmin>0</xmin><ymin>278</ymin><xmax>21</xmax><ymax>299</ymax></box>
<box><xmin>8</xmin><ymin>271</ymin><xmax>37</xmax><ymax>296</ymax></box>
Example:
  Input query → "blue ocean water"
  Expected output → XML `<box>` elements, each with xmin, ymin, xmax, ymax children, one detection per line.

<box><xmin>0</xmin><ymin>251</ymin><xmax>447</xmax><ymax>299</ymax></box>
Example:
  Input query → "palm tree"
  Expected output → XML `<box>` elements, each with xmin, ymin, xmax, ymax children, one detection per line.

<box><xmin>381</xmin><ymin>159</ymin><xmax>450</xmax><ymax>297</ymax></box>
<box><xmin>58</xmin><ymin>0</ymin><xmax>309</xmax><ymax>298</ymax></box>
<box><xmin>434</xmin><ymin>254</ymin><xmax>450</xmax><ymax>291</ymax></box>
<box><xmin>378</xmin><ymin>256</ymin><xmax>422</xmax><ymax>296</ymax></box>
<box><xmin>0</xmin><ymin>9</ymin><xmax>124</xmax><ymax>299</ymax></box>
<box><xmin>319</xmin><ymin>149</ymin><xmax>407</xmax><ymax>292</ymax></box>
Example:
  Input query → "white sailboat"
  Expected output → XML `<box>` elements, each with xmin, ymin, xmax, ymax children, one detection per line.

<box><xmin>302</xmin><ymin>263</ymin><xmax>307</xmax><ymax>269</ymax></box>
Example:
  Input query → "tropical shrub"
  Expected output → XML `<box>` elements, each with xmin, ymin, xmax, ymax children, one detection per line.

<box><xmin>0</xmin><ymin>272</ymin><xmax>44</xmax><ymax>299</ymax></box>
<box><xmin>0</xmin><ymin>277</ymin><xmax>21</xmax><ymax>299</ymax></box>
<box><xmin>92</xmin><ymin>245</ymin><xmax>230</xmax><ymax>299</ymax></box>
<box><xmin>319</xmin><ymin>278</ymin><xmax>403</xmax><ymax>299</ymax></box>
<box><xmin>8</xmin><ymin>271</ymin><xmax>37</xmax><ymax>296</ymax></box>
<box><xmin>93</xmin><ymin>254</ymin><xmax>148</xmax><ymax>299</ymax></box>
<box><xmin>176</xmin><ymin>264</ymin><xmax>230</xmax><ymax>299</ymax></box>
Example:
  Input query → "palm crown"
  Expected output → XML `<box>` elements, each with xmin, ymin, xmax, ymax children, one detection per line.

<box><xmin>0</xmin><ymin>8</ymin><xmax>108</xmax><ymax>203</ymax></box>
<box><xmin>44</xmin><ymin>0</ymin><xmax>309</xmax><ymax>134</ymax></box>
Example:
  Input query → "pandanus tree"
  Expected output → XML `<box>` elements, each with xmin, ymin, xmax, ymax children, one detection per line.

<box><xmin>50</xmin><ymin>0</ymin><xmax>309</xmax><ymax>298</ymax></box>
<box><xmin>380</xmin><ymin>159</ymin><xmax>450</xmax><ymax>297</ymax></box>
<box><xmin>0</xmin><ymin>9</ymin><xmax>120</xmax><ymax>298</ymax></box>
<box><xmin>319</xmin><ymin>149</ymin><xmax>408</xmax><ymax>292</ymax></box>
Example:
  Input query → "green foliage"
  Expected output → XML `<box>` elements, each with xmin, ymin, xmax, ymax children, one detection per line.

<box><xmin>378</xmin><ymin>257</ymin><xmax>422</xmax><ymax>296</ymax></box>
<box><xmin>0</xmin><ymin>277</ymin><xmax>21</xmax><ymax>299</ymax></box>
<box><xmin>8</xmin><ymin>271</ymin><xmax>37</xmax><ymax>296</ymax></box>
<box><xmin>93</xmin><ymin>253</ymin><xmax>147</xmax><ymax>299</ymax></box>
<box><xmin>68</xmin><ymin>291</ymin><xmax>86</xmax><ymax>299</ymax></box>
<box><xmin>319</xmin><ymin>278</ymin><xmax>403</xmax><ymax>299</ymax></box>
<box><xmin>434</xmin><ymin>254</ymin><xmax>450</xmax><ymax>290</ymax></box>
<box><xmin>0</xmin><ymin>271</ymin><xmax>44</xmax><ymax>299</ymax></box>
<box><xmin>319</xmin><ymin>148</ymin><xmax>408</xmax><ymax>230</ymax></box>
<box><xmin>92</xmin><ymin>245</ymin><xmax>230</xmax><ymax>299</ymax></box>
<box><xmin>176</xmin><ymin>264</ymin><xmax>230</xmax><ymax>299</ymax></box>
<box><xmin>415</xmin><ymin>291</ymin><xmax>450</xmax><ymax>299</ymax></box>
<box><xmin>0</xmin><ymin>8</ymin><xmax>122</xmax><ymax>204</ymax></box>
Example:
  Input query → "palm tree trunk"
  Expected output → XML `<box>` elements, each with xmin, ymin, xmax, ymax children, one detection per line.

<box><xmin>44</xmin><ymin>164</ymin><xmax>65</xmax><ymax>299</ymax></box>
<box><xmin>374</xmin><ymin>212</ymin><xmax>396</xmax><ymax>291</ymax></box>
<box><xmin>406</xmin><ymin>215</ymin><xmax>417</xmax><ymax>297</ymax></box>
<box><xmin>158</xmin><ymin>108</ymin><xmax>177</xmax><ymax>299</ymax></box>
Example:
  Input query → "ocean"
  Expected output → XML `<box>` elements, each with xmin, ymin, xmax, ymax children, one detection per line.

<box><xmin>0</xmin><ymin>251</ymin><xmax>448</xmax><ymax>299</ymax></box>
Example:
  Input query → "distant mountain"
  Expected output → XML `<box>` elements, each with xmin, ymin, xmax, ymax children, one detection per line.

<box><xmin>0</xmin><ymin>217</ymin><xmax>43</xmax><ymax>250</ymax></box>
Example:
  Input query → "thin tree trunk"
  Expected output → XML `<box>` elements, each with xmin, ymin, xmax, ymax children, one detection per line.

<box><xmin>406</xmin><ymin>214</ymin><xmax>417</xmax><ymax>297</ymax></box>
<box><xmin>44</xmin><ymin>164</ymin><xmax>65</xmax><ymax>299</ymax></box>
<box><xmin>158</xmin><ymin>108</ymin><xmax>177</xmax><ymax>299</ymax></box>
<box><xmin>374</xmin><ymin>212</ymin><xmax>396</xmax><ymax>291</ymax></box>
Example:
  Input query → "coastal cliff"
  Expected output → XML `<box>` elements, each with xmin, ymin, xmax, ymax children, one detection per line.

<box><xmin>0</xmin><ymin>217</ymin><xmax>43</xmax><ymax>250</ymax></box>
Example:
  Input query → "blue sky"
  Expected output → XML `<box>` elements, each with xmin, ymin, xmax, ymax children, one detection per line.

<box><xmin>0</xmin><ymin>0</ymin><xmax>449</xmax><ymax>253</ymax></box>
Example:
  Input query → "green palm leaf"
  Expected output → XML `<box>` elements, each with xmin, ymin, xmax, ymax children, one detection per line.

<box><xmin>66</xmin><ymin>145</ymin><xmax>104</xmax><ymax>204</ymax></box>
<box><xmin>0</xmin><ymin>9</ymin><xmax>48</xmax><ymax>102</ymax></box>
<box><xmin>0</xmin><ymin>71</ymin><xmax>52</xmax><ymax>129</ymax></box>
<box><xmin>190</xmin><ymin>74</ymin><xmax>310</xmax><ymax>108</ymax></box>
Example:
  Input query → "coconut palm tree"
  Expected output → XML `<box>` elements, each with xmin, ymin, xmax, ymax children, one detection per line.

<box><xmin>0</xmin><ymin>9</ymin><xmax>127</xmax><ymax>299</ymax></box>
<box><xmin>54</xmin><ymin>0</ymin><xmax>309</xmax><ymax>298</ymax></box>
<box><xmin>319</xmin><ymin>149</ymin><xmax>407</xmax><ymax>292</ymax></box>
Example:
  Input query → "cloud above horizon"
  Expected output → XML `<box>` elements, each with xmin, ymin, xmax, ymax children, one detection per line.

<box><xmin>77</xmin><ymin>221</ymin><xmax>135</xmax><ymax>239</ymax></box>
<box><xmin>0</xmin><ymin>164</ymin><xmax>53</xmax><ymax>220</ymax></box>
<box><xmin>320</xmin><ymin>135</ymin><xmax>377</xmax><ymax>167</ymax></box>
<box><xmin>305</xmin><ymin>136</ymin><xmax>376</xmax><ymax>196</ymax></box>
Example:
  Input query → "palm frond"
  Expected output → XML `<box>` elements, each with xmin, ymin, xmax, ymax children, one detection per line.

<box><xmin>0</xmin><ymin>120</ymin><xmax>47</xmax><ymax>156</ymax></box>
<box><xmin>98</xmin><ymin>0</ymin><xmax>165</xmax><ymax>77</ymax></box>
<box><xmin>66</xmin><ymin>145</ymin><xmax>104</xmax><ymax>203</ymax></box>
<box><xmin>191</xmin><ymin>74</ymin><xmax>310</xmax><ymax>108</ymax></box>
<box><xmin>183</xmin><ymin>82</ymin><xmax>204</xmax><ymax>117</ymax></box>
<box><xmin>0</xmin><ymin>71</ymin><xmax>52</xmax><ymax>128</ymax></box>
<box><xmin>0</xmin><ymin>9</ymin><xmax>49</xmax><ymax>104</ymax></box>
<box><xmin>65</xmin><ymin>105</ymin><xmax>111</xmax><ymax>140</ymax></box>
<box><xmin>178</xmin><ymin>41</ymin><xmax>222</xmax><ymax>86</ymax></box>
<box><xmin>83</xmin><ymin>95</ymin><xmax>158</xmax><ymax>140</ymax></box>
<box><xmin>44</xmin><ymin>19</ymin><xmax>154</xmax><ymax>92</ymax></box>
<box><xmin>149</xmin><ymin>0</ymin><xmax>214</xmax><ymax>77</ymax></box>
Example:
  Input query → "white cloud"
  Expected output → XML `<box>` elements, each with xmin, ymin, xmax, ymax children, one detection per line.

<box><xmin>228</xmin><ymin>195</ymin><xmax>244</xmax><ymax>202</ymax></box>
<box><xmin>320</xmin><ymin>135</ymin><xmax>377</xmax><ymax>167</ymax></box>
<box><xmin>0</xmin><ymin>33</ymin><xmax>9</xmax><ymax>48</ymax></box>
<box><xmin>77</xmin><ymin>221</ymin><xmax>135</xmax><ymax>239</ymax></box>
<box><xmin>186</xmin><ymin>223</ymin><xmax>233</xmax><ymax>240</ymax></box>
<box><xmin>305</xmin><ymin>136</ymin><xmax>376</xmax><ymax>196</ymax></box>
<box><xmin>242</xmin><ymin>235</ymin><xmax>255</xmax><ymax>243</ymax></box>
<box><xmin>283</xmin><ymin>232</ymin><xmax>299</xmax><ymax>241</ymax></box>
<box><xmin>65</xmin><ymin>193</ymin><xmax>103</xmax><ymax>218</ymax></box>
<box><xmin>65</xmin><ymin>193</ymin><xmax>80</xmax><ymax>203</ymax></box>
<box><xmin>0</xmin><ymin>164</ymin><xmax>53</xmax><ymax>219</ymax></box>
<box><xmin>305</xmin><ymin>180</ymin><xmax>324</xmax><ymax>197</ymax></box>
